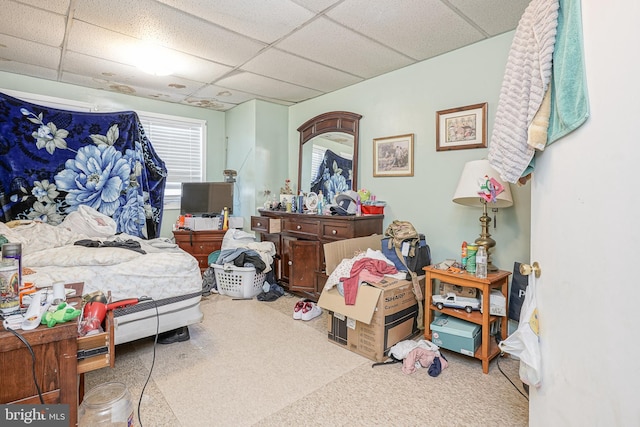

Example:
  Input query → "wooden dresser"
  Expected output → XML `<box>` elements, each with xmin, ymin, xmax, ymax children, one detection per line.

<box><xmin>173</xmin><ymin>229</ymin><xmax>226</xmax><ymax>273</ymax></box>
<box><xmin>251</xmin><ymin>210</ymin><xmax>383</xmax><ymax>300</ymax></box>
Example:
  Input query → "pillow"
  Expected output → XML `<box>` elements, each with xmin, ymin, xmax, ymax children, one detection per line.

<box><xmin>59</xmin><ymin>205</ymin><xmax>117</xmax><ymax>237</ymax></box>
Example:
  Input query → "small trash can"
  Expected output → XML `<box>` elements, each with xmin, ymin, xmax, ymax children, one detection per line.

<box><xmin>79</xmin><ymin>382</ymin><xmax>134</xmax><ymax>426</ymax></box>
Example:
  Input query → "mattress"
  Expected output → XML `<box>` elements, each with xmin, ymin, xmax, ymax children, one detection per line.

<box><xmin>0</xmin><ymin>220</ymin><xmax>203</xmax><ymax>344</ymax></box>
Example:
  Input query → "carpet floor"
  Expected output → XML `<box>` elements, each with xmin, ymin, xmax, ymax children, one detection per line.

<box><xmin>84</xmin><ymin>293</ymin><xmax>528</xmax><ymax>426</ymax></box>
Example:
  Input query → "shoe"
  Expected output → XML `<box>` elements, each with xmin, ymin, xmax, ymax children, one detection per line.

<box><xmin>157</xmin><ymin>326</ymin><xmax>190</xmax><ymax>344</ymax></box>
<box><xmin>293</xmin><ymin>299</ymin><xmax>307</xmax><ymax>319</ymax></box>
<box><xmin>301</xmin><ymin>302</ymin><xmax>322</xmax><ymax>321</ymax></box>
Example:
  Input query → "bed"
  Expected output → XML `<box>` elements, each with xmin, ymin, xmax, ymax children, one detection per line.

<box><xmin>0</xmin><ymin>92</ymin><xmax>202</xmax><ymax>345</ymax></box>
<box><xmin>0</xmin><ymin>214</ymin><xmax>203</xmax><ymax>345</ymax></box>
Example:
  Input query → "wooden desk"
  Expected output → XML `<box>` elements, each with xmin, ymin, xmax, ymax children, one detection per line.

<box><xmin>423</xmin><ymin>266</ymin><xmax>511</xmax><ymax>373</ymax></box>
<box><xmin>0</xmin><ymin>320</ymin><xmax>79</xmax><ymax>426</ymax></box>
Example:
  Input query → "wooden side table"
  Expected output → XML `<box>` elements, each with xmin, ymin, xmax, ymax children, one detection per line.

<box><xmin>173</xmin><ymin>229</ymin><xmax>226</xmax><ymax>273</ymax></box>
<box><xmin>0</xmin><ymin>320</ymin><xmax>79</xmax><ymax>426</ymax></box>
<box><xmin>423</xmin><ymin>266</ymin><xmax>511</xmax><ymax>373</ymax></box>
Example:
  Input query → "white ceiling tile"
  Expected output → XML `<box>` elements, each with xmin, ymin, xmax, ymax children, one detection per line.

<box><xmin>241</xmin><ymin>48</ymin><xmax>362</xmax><ymax>92</ymax></box>
<box><xmin>0</xmin><ymin>0</ymin><xmax>66</xmax><ymax>46</ymax></box>
<box><xmin>63</xmin><ymin>52</ymin><xmax>205</xmax><ymax>96</ymax></box>
<box><xmin>72</xmin><ymin>0</ymin><xmax>265</xmax><ymax>66</ymax></box>
<box><xmin>61</xmin><ymin>71</ymin><xmax>189</xmax><ymax>104</ymax></box>
<box><xmin>190</xmin><ymin>84</ymin><xmax>259</xmax><ymax>105</ymax></box>
<box><xmin>327</xmin><ymin>0</ymin><xmax>485</xmax><ymax>60</ymax></box>
<box><xmin>448</xmin><ymin>0</ymin><xmax>530</xmax><ymax>35</ymax></box>
<box><xmin>0</xmin><ymin>34</ymin><xmax>61</xmax><ymax>69</ymax></box>
<box><xmin>156</xmin><ymin>0</ymin><xmax>315</xmax><ymax>43</ymax></box>
<box><xmin>277</xmin><ymin>16</ymin><xmax>414</xmax><ymax>79</ymax></box>
<box><xmin>0</xmin><ymin>60</ymin><xmax>59</xmax><ymax>81</ymax></box>
<box><xmin>66</xmin><ymin>21</ymin><xmax>233</xmax><ymax>83</ymax></box>
<box><xmin>14</xmin><ymin>0</ymin><xmax>71</xmax><ymax>15</ymax></box>
<box><xmin>291</xmin><ymin>0</ymin><xmax>343</xmax><ymax>13</ymax></box>
<box><xmin>215</xmin><ymin>72</ymin><xmax>323</xmax><ymax>103</ymax></box>
<box><xmin>180</xmin><ymin>96</ymin><xmax>238</xmax><ymax>111</ymax></box>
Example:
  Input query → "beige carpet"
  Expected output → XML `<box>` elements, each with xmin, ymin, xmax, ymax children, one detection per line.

<box><xmin>84</xmin><ymin>293</ymin><xmax>528</xmax><ymax>426</ymax></box>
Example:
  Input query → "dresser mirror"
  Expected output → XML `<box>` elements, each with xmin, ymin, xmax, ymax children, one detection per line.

<box><xmin>297</xmin><ymin>111</ymin><xmax>362</xmax><ymax>203</ymax></box>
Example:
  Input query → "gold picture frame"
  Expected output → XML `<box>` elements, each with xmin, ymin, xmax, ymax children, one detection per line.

<box><xmin>373</xmin><ymin>134</ymin><xmax>414</xmax><ymax>177</ymax></box>
<box><xmin>436</xmin><ymin>103</ymin><xmax>487</xmax><ymax>151</ymax></box>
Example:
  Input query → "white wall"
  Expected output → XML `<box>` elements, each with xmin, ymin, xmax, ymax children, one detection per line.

<box><xmin>531</xmin><ymin>0</ymin><xmax>640</xmax><ymax>425</ymax></box>
<box><xmin>289</xmin><ymin>32</ymin><xmax>531</xmax><ymax>274</ymax></box>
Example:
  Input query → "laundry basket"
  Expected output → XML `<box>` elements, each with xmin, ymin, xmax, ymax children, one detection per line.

<box><xmin>212</xmin><ymin>264</ymin><xmax>265</xmax><ymax>298</ymax></box>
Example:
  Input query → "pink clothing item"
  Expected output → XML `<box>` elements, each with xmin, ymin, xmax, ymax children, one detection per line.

<box><xmin>402</xmin><ymin>348</ymin><xmax>437</xmax><ymax>374</ymax></box>
<box><xmin>340</xmin><ymin>258</ymin><xmax>398</xmax><ymax>305</ymax></box>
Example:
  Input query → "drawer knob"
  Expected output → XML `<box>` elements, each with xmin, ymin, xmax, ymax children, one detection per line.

<box><xmin>332</xmin><ymin>229</ymin><xmax>337</xmax><ymax>234</ymax></box>
<box><xmin>199</xmin><ymin>245</ymin><xmax>203</xmax><ymax>249</ymax></box>
<box><xmin>257</xmin><ymin>222</ymin><xmax>261</xmax><ymax>227</ymax></box>
<box><xmin>288</xmin><ymin>261</ymin><xmax>293</xmax><ymax>266</ymax></box>
<box><xmin>296</xmin><ymin>225</ymin><xmax>302</xmax><ymax>230</ymax></box>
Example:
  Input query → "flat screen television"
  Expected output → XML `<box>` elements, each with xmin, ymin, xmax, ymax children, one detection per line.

<box><xmin>180</xmin><ymin>182</ymin><xmax>234</xmax><ymax>216</ymax></box>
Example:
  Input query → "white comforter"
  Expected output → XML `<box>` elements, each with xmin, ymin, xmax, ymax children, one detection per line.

<box><xmin>0</xmin><ymin>221</ymin><xmax>201</xmax><ymax>301</ymax></box>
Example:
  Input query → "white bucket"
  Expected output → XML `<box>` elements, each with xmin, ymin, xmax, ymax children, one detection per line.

<box><xmin>79</xmin><ymin>382</ymin><xmax>134</xmax><ymax>426</ymax></box>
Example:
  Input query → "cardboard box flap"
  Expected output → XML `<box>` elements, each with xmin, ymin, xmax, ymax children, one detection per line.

<box><xmin>318</xmin><ymin>284</ymin><xmax>382</xmax><ymax>324</ymax></box>
<box><xmin>324</xmin><ymin>234</ymin><xmax>382</xmax><ymax>275</ymax></box>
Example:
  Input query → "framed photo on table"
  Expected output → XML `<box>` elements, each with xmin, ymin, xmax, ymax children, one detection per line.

<box><xmin>373</xmin><ymin>134</ymin><xmax>414</xmax><ymax>177</ymax></box>
<box><xmin>436</xmin><ymin>103</ymin><xmax>487</xmax><ymax>151</ymax></box>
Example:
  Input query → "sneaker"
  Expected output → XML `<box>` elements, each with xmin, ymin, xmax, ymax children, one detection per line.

<box><xmin>301</xmin><ymin>302</ymin><xmax>322</xmax><ymax>321</ymax></box>
<box><xmin>157</xmin><ymin>326</ymin><xmax>190</xmax><ymax>344</ymax></box>
<box><xmin>293</xmin><ymin>299</ymin><xmax>306</xmax><ymax>319</ymax></box>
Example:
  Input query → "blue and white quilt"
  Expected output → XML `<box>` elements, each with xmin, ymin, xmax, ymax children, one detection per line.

<box><xmin>0</xmin><ymin>92</ymin><xmax>167</xmax><ymax>238</ymax></box>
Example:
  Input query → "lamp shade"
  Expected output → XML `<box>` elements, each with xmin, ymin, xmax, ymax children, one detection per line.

<box><xmin>452</xmin><ymin>159</ymin><xmax>513</xmax><ymax>208</ymax></box>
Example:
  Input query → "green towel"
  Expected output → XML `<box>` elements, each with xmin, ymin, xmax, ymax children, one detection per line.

<box><xmin>547</xmin><ymin>0</ymin><xmax>590</xmax><ymax>144</ymax></box>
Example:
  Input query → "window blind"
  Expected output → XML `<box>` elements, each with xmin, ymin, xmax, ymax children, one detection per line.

<box><xmin>137</xmin><ymin>112</ymin><xmax>206</xmax><ymax>209</ymax></box>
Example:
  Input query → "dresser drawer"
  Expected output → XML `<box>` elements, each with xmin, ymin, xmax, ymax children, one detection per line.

<box><xmin>283</xmin><ymin>218</ymin><xmax>320</xmax><ymax>236</ymax></box>
<box><xmin>321</xmin><ymin>220</ymin><xmax>354</xmax><ymax>239</ymax></box>
<box><xmin>251</xmin><ymin>216</ymin><xmax>281</xmax><ymax>233</ymax></box>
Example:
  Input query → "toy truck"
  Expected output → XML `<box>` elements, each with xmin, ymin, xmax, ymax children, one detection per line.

<box><xmin>432</xmin><ymin>292</ymin><xmax>481</xmax><ymax>313</ymax></box>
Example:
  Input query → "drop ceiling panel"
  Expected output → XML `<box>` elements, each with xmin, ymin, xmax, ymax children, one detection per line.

<box><xmin>63</xmin><ymin>52</ymin><xmax>203</xmax><ymax>96</ymax></box>
<box><xmin>327</xmin><ymin>0</ymin><xmax>486</xmax><ymax>60</ymax></box>
<box><xmin>16</xmin><ymin>0</ymin><xmax>71</xmax><ymax>15</ymax></box>
<box><xmin>448</xmin><ymin>0</ymin><xmax>532</xmax><ymax>36</ymax></box>
<box><xmin>156</xmin><ymin>0</ymin><xmax>315</xmax><ymax>44</ymax></box>
<box><xmin>277</xmin><ymin>16</ymin><xmax>413</xmax><ymax>79</ymax></box>
<box><xmin>241</xmin><ymin>48</ymin><xmax>362</xmax><ymax>92</ymax></box>
<box><xmin>73</xmin><ymin>0</ymin><xmax>266</xmax><ymax>65</ymax></box>
<box><xmin>190</xmin><ymin>84</ymin><xmax>260</xmax><ymax>105</ymax></box>
<box><xmin>0</xmin><ymin>35</ymin><xmax>61</xmax><ymax>69</ymax></box>
<box><xmin>215</xmin><ymin>72</ymin><xmax>323</xmax><ymax>103</ymax></box>
<box><xmin>0</xmin><ymin>61</ymin><xmax>59</xmax><ymax>81</ymax></box>
<box><xmin>61</xmin><ymin>71</ymin><xmax>190</xmax><ymax>104</ymax></box>
<box><xmin>0</xmin><ymin>0</ymin><xmax>66</xmax><ymax>46</ymax></box>
<box><xmin>291</xmin><ymin>0</ymin><xmax>342</xmax><ymax>14</ymax></box>
<box><xmin>0</xmin><ymin>0</ymin><xmax>528</xmax><ymax>111</ymax></box>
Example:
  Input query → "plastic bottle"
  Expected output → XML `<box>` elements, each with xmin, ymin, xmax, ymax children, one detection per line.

<box><xmin>355</xmin><ymin>194</ymin><xmax>362</xmax><ymax>217</ymax></box>
<box><xmin>298</xmin><ymin>191</ymin><xmax>304</xmax><ymax>213</ymax></box>
<box><xmin>461</xmin><ymin>241</ymin><xmax>468</xmax><ymax>270</ymax></box>
<box><xmin>475</xmin><ymin>245</ymin><xmax>487</xmax><ymax>279</ymax></box>
<box><xmin>317</xmin><ymin>191</ymin><xmax>324</xmax><ymax>215</ymax></box>
<box><xmin>222</xmin><ymin>207</ymin><xmax>229</xmax><ymax>230</ymax></box>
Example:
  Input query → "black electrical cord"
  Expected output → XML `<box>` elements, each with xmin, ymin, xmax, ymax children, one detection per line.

<box><xmin>137</xmin><ymin>297</ymin><xmax>159</xmax><ymax>427</ymax></box>
<box><xmin>495</xmin><ymin>335</ymin><xmax>529</xmax><ymax>401</ymax></box>
<box><xmin>6</xmin><ymin>327</ymin><xmax>45</xmax><ymax>404</ymax></box>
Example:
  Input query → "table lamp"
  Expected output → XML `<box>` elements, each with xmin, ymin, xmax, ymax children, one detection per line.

<box><xmin>452</xmin><ymin>159</ymin><xmax>513</xmax><ymax>272</ymax></box>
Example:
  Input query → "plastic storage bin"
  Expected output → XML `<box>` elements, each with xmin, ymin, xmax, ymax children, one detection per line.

<box><xmin>78</xmin><ymin>382</ymin><xmax>134</xmax><ymax>426</ymax></box>
<box><xmin>212</xmin><ymin>264</ymin><xmax>265</xmax><ymax>298</ymax></box>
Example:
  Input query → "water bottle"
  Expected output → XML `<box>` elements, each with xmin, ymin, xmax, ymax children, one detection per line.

<box><xmin>475</xmin><ymin>245</ymin><xmax>487</xmax><ymax>279</ymax></box>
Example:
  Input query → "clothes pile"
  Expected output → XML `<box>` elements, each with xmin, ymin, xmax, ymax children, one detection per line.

<box><xmin>323</xmin><ymin>248</ymin><xmax>407</xmax><ymax>305</ymax></box>
<box><xmin>373</xmin><ymin>339</ymin><xmax>448</xmax><ymax>376</ymax></box>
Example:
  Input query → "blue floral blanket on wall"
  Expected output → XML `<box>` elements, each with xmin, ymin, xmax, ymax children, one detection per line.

<box><xmin>0</xmin><ymin>92</ymin><xmax>167</xmax><ymax>238</ymax></box>
<box><xmin>310</xmin><ymin>149</ymin><xmax>352</xmax><ymax>203</ymax></box>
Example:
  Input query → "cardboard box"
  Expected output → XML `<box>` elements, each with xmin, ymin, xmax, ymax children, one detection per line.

<box><xmin>481</xmin><ymin>289</ymin><xmax>506</xmax><ymax>316</ymax></box>
<box><xmin>318</xmin><ymin>234</ymin><xmax>424</xmax><ymax>362</ymax></box>
<box><xmin>183</xmin><ymin>216</ymin><xmax>244</xmax><ymax>230</ymax></box>
<box><xmin>430</xmin><ymin>314</ymin><xmax>481</xmax><ymax>357</ymax></box>
<box><xmin>438</xmin><ymin>282</ymin><xmax>477</xmax><ymax>298</ymax></box>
